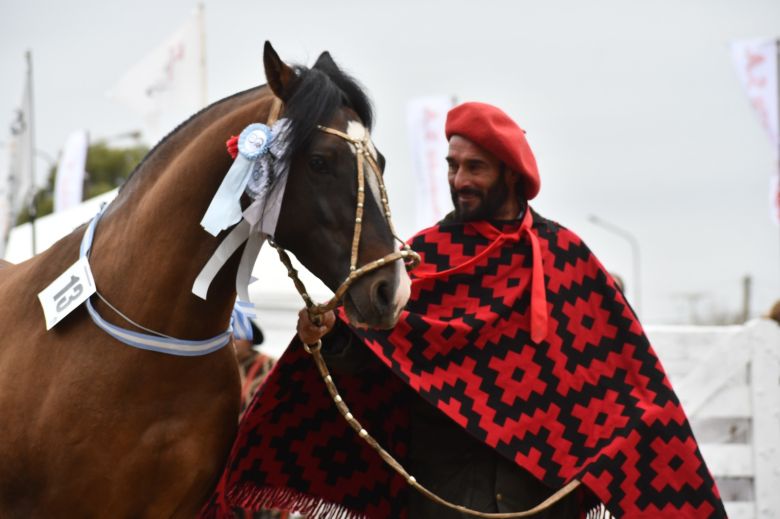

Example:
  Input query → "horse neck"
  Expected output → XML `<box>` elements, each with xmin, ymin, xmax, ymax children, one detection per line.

<box><xmin>88</xmin><ymin>89</ymin><xmax>273</xmax><ymax>339</ymax></box>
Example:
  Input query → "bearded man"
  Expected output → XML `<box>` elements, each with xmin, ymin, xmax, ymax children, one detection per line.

<box><xmin>205</xmin><ymin>102</ymin><xmax>726</xmax><ymax>519</ymax></box>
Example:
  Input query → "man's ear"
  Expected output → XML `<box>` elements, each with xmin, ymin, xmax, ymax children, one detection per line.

<box><xmin>506</xmin><ymin>168</ymin><xmax>524</xmax><ymax>200</ymax></box>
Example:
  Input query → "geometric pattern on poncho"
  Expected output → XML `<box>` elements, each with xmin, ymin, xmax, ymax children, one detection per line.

<box><xmin>357</xmin><ymin>213</ymin><xmax>726</xmax><ymax>518</ymax></box>
<box><xmin>202</xmin><ymin>210</ymin><xmax>726</xmax><ymax>519</ymax></box>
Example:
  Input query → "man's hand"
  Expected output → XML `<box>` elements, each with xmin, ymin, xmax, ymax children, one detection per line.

<box><xmin>297</xmin><ymin>308</ymin><xmax>336</xmax><ymax>345</ymax></box>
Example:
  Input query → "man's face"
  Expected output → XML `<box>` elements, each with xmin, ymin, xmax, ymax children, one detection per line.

<box><xmin>446</xmin><ymin>135</ymin><xmax>519</xmax><ymax>221</ymax></box>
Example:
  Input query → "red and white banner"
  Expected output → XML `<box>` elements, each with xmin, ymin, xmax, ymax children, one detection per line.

<box><xmin>731</xmin><ymin>38</ymin><xmax>779</xmax><ymax>155</ymax></box>
<box><xmin>53</xmin><ymin>130</ymin><xmax>89</xmax><ymax>213</ymax></box>
<box><xmin>407</xmin><ymin>96</ymin><xmax>454</xmax><ymax>229</ymax></box>
<box><xmin>107</xmin><ymin>6</ymin><xmax>206</xmax><ymax>145</ymax></box>
<box><xmin>731</xmin><ymin>38</ymin><xmax>780</xmax><ymax>225</ymax></box>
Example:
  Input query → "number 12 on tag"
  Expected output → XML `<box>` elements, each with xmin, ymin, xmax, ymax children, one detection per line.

<box><xmin>38</xmin><ymin>256</ymin><xmax>97</xmax><ymax>330</ymax></box>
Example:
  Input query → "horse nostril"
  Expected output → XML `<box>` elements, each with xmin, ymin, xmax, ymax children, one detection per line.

<box><xmin>371</xmin><ymin>279</ymin><xmax>392</xmax><ymax>310</ymax></box>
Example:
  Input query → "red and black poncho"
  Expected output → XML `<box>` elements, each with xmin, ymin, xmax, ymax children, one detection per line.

<box><xmin>203</xmin><ymin>209</ymin><xmax>726</xmax><ymax>519</ymax></box>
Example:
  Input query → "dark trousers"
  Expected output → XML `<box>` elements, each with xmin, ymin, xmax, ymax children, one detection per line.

<box><xmin>407</xmin><ymin>397</ymin><xmax>582</xmax><ymax>519</ymax></box>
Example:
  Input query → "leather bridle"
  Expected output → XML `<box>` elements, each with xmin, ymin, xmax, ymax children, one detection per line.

<box><xmin>268</xmin><ymin>118</ymin><xmax>420</xmax><ymax>320</ymax></box>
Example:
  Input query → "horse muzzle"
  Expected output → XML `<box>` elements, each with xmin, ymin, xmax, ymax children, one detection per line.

<box><xmin>343</xmin><ymin>258</ymin><xmax>411</xmax><ymax>329</ymax></box>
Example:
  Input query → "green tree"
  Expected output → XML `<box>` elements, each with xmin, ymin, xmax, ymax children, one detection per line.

<box><xmin>17</xmin><ymin>142</ymin><xmax>149</xmax><ymax>224</ymax></box>
<box><xmin>83</xmin><ymin>142</ymin><xmax>148</xmax><ymax>200</ymax></box>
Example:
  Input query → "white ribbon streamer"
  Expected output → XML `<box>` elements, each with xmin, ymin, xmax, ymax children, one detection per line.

<box><xmin>200</xmin><ymin>154</ymin><xmax>256</xmax><ymax>236</ymax></box>
<box><xmin>192</xmin><ymin>220</ymin><xmax>252</xmax><ymax>300</ymax></box>
<box><xmin>193</xmin><ymin>119</ymin><xmax>292</xmax><ymax>301</ymax></box>
<box><xmin>235</xmin><ymin>230</ymin><xmax>265</xmax><ymax>302</ymax></box>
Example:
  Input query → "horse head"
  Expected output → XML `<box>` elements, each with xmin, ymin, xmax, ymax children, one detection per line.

<box><xmin>262</xmin><ymin>43</ymin><xmax>411</xmax><ymax>330</ymax></box>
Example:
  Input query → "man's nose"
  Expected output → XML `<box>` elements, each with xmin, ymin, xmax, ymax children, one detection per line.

<box><xmin>452</xmin><ymin>167</ymin><xmax>470</xmax><ymax>191</ymax></box>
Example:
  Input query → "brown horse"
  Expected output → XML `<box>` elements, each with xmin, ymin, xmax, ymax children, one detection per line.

<box><xmin>0</xmin><ymin>42</ymin><xmax>410</xmax><ymax>518</ymax></box>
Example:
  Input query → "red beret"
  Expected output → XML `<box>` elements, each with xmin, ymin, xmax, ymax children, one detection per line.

<box><xmin>445</xmin><ymin>102</ymin><xmax>540</xmax><ymax>200</ymax></box>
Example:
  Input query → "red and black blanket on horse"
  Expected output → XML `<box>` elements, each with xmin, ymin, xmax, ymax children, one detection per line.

<box><xmin>203</xmin><ymin>209</ymin><xmax>726</xmax><ymax>519</ymax></box>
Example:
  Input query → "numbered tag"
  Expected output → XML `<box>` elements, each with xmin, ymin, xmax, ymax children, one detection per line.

<box><xmin>38</xmin><ymin>256</ymin><xmax>97</xmax><ymax>330</ymax></box>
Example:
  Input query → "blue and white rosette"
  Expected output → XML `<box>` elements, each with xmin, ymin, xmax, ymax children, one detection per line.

<box><xmin>193</xmin><ymin>119</ymin><xmax>291</xmax><ymax>302</ymax></box>
<box><xmin>201</xmin><ymin>123</ymin><xmax>274</xmax><ymax>236</ymax></box>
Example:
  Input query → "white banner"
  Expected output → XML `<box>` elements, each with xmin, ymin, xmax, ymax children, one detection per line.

<box><xmin>730</xmin><ymin>38</ymin><xmax>779</xmax><ymax>157</ymax></box>
<box><xmin>731</xmin><ymin>38</ymin><xmax>780</xmax><ymax>226</ymax></box>
<box><xmin>54</xmin><ymin>130</ymin><xmax>89</xmax><ymax>213</ymax></box>
<box><xmin>9</xmin><ymin>70</ymin><xmax>35</xmax><ymax>214</ymax></box>
<box><xmin>0</xmin><ymin>142</ymin><xmax>12</xmax><ymax>258</ymax></box>
<box><xmin>407</xmin><ymin>96</ymin><xmax>454</xmax><ymax>229</ymax></box>
<box><xmin>107</xmin><ymin>6</ymin><xmax>206</xmax><ymax>144</ymax></box>
<box><xmin>2</xmin><ymin>57</ymin><xmax>37</xmax><ymax>258</ymax></box>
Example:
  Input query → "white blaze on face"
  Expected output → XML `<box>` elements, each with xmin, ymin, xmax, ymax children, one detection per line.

<box><xmin>346</xmin><ymin>120</ymin><xmax>411</xmax><ymax>314</ymax></box>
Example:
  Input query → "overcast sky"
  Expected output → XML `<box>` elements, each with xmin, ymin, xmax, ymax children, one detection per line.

<box><xmin>1</xmin><ymin>0</ymin><xmax>779</xmax><ymax>324</ymax></box>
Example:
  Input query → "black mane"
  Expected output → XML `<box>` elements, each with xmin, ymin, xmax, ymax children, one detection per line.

<box><xmin>284</xmin><ymin>59</ymin><xmax>374</xmax><ymax>154</ymax></box>
<box><xmin>120</xmin><ymin>54</ymin><xmax>372</xmax><ymax>192</ymax></box>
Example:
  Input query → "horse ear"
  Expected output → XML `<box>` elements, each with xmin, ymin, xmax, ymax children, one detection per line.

<box><xmin>263</xmin><ymin>41</ymin><xmax>296</xmax><ymax>101</ymax></box>
<box><xmin>313</xmin><ymin>51</ymin><xmax>338</xmax><ymax>72</ymax></box>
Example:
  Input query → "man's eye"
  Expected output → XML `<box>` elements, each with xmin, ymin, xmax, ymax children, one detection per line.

<box><xmin>309</xmin><ymin>156</ymin><xmax>328</xmax><ymax>174</ymax></box>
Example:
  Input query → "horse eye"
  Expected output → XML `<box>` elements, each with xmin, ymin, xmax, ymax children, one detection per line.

<box><xmin>308</xmin><ymin>155</ymin><xmax>329</xmax><ymax>174</ymax></box>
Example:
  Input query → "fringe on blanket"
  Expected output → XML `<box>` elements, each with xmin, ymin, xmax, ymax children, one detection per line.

<box><xmin>200</xmin><ymin>484</ymin><xmax>616</xmax><ymax>519</ymax></box>
<box><xmin>585</xmin><ymin>503</ymin><xmax>614</xmax><ymax>519</ymax></box>
<box><xmin>228</xmin><ymin>484</ymin><xmax>368</xmax><ymax>519</ymax></box>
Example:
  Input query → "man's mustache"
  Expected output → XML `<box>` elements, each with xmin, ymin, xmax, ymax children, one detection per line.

<box><xmin>452</xmin><ymin>187</ymin><xmax>483</xmax><ymax>199</ymax></box>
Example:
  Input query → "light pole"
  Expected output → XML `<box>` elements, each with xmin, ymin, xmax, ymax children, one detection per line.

<box><xmin>588</xmin><ymin>214</ymin><xmax>642</xmax><ymax>317</ymax></box>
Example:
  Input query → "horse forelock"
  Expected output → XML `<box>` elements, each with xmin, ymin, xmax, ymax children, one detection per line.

<box><xmin>283</xmin><ymin>61</ymin><xmax>374</xmax><ymax>156</ymax></box>
<box><xmin>121</xmin><ymin>56</ymin><xmax>371</xmax><ymax>195</ymax></box>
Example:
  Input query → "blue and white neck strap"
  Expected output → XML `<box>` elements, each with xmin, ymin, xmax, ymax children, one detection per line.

<box><xmin>81</xmin><ymin>207</ymin><xmax>232</xmax><ymax>356</ymax></box>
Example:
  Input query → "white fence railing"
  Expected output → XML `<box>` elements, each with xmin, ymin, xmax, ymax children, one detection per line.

<box><xmin>647</xmin><ymin>319</ymin><xmax>780</xmax><ymax>519</ymax></box>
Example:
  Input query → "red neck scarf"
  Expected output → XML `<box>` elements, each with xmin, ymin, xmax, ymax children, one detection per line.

<box><xmin>415</xmin><ymin>210</ymin><xmax>547</xmax><ymax>344</ymax></box>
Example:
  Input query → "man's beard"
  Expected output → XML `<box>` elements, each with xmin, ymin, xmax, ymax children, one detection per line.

<box><xmin>451</xmin><ymin>177</ymin><xmax>509</xmax><ymax>222</ymax></box>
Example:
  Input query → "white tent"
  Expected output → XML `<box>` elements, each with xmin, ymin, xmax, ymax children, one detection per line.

<box><xmin>3</xmin><ymin>190</ymin><xmax>330</xmax><ymax>359</ymax></box>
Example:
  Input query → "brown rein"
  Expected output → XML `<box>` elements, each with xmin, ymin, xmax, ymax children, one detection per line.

<box><xmin>303</xmin><ymin>339</ymin><xmax>581</xmax><ymax>518</ymax></box>
<box><xmin>266</xmin><ymin>98</ymin><xmax>581</xmax><ymax>517</ymax></box>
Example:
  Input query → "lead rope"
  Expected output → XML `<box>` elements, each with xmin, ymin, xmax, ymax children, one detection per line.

<box><xmin>268</xmin><ymin>108</ymin><xmax>582</xmax><ymax>517</ymax></box>
<box><xmin>305</xmin><ymin>337</ymin><xmax>581</xmax><ymax>518</ymax></box>
<box><xmin>270</xmin><ymin>250</ymin><xmax>582</xmax><ymax>518</ymax></box>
